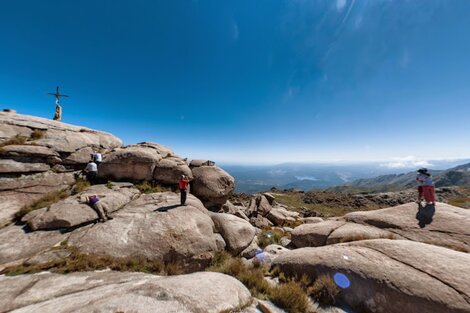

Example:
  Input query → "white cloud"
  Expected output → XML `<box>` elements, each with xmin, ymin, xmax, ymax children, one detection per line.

<box><xmin>381</xmin><ymin>156</ymin><xmax>432</xmax><ymax>169</ymax></box>
<box><xmin>336</xmin><ymin>0</ymin><xmax>347</xmax><ymax>11</ymax></box>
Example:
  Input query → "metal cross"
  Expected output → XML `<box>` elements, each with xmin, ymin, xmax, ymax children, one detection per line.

<box><xmin>48</xmin><ymin>86</ymin><xmax>69</xmax><ymax>121</ymax></box>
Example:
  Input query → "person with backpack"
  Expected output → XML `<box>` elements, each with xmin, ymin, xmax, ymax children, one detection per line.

<box><xmin>179</xmin><ymin>175</ymin><xmax>190</xmax><ymax>206</ymax></box>
<box><xmin>416</xmin><ymin>168</ymin><xmax>435</xmax><ymax>205</ymax></box>
<box><xmin>92</xmin><ymin>151</ymin><xmax>103</xmax><ymax>165</ymax></box>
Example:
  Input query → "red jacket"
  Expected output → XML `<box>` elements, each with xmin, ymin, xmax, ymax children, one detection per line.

<box><xmin>179</xmin><ymin>179</ymin><xmax>189</xmax><ymax>190</ymax></box>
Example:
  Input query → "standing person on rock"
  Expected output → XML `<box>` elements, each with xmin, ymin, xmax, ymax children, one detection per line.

<box><xmin>179</xmin><ymin>175</ymin><xmax>190</xmax><ymax>206</ymax></box>
<box><xmin>416</xmin><ymin>168</ymin><xmax>435</xmax><ymax>205</ymax></box>
<box><xmin>92</xmin><ymin>150</ymin><xmax>103</xmax><ymax>165</ymax></box>
<box><xmin>84</xmin><ymin>159</ymin><xmax>98</xmax><ymax>184</ymax></box>
<box><xmin>85</xmin><ymin>195</ymin><xmax>113</xmax><ymax>223</ymax></box>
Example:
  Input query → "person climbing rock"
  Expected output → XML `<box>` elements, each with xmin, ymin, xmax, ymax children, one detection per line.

<box><xmin>416</xmin><ymin>168</ymin><xmax>435</xmax><ymax>205</ymax></box>
<box><xmin>84</xmin><ymin>159</ymin><xmax>98</xmax><ymax>184</ymax></box>
<box><xmin>179</xmin><ymin>175</ymin><xmax>190</xmax><ymax>206</ymax></box>
<box><xmin>92</xmin><ymin>151</ymin><xmax>102</xmax><ymax>165</ymax></box>
<box><xmin>85</xmin><ymin>195</ymin><xmax>113</xmax><ymax>223</ymax></box>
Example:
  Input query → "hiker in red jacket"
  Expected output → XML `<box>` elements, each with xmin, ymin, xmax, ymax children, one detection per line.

<box><xmin>179</xmin><ymin>175</ymin><xmax>190</xmax><ymax>206</ymax></box>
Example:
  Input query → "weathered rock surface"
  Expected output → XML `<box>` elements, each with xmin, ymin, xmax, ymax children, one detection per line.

<box><xmin>0</xmin><ymin>112</ymin><xmax>122</xmax><ymax>153</ymax></box>
<box><xmin>98</xmin><ymin>145</ymin><xmax>163</xmax><ymax>181</ymax></box>
<box><xmin>0</xmin><ymin>159</ymin><xmax>50</xmax><ymax>173</ymax></box>
<box><xmin>68</xmin><ymin>192</ymin><xmax>217</xmax><ymax>269</ymax></box>
<box><xmin>0</xmin><ymin>271</ymin><xmax>252</xmax><ymax>313</ymax></box>
<box><xmin>189</xmin><ymin>159</ymin><xmax>215</xmax><ymax>168</ymax></box>
<box><xmin>0</xmin><ymin>172</ymin><xmax>75</xmax><ymax>227</ymax></box>
<box><xmin>273</xmin><ymin>239</ymin><xmax>470</xmax><ymax>313</ymax></box>
<box><xmin>211</xmin><ymin>213</ymin><xmax>256</xmax><ymax>255</ymax></box>
<box><xmin>191</xmin><ymin>166</ymin><xmax>235</xmax><ymax>209</ymax></box>
<box><xmin>24</xmin><ymin>183</ymin><xmax>140</xmax><ymax>231</ymax></box>
<box><xmin>344</xmin><ymin>202</ymin><xmax>470</xmax><ymax>252</ymax></box>
<box><xmin>267</xmin><ymin>206</ymin><xmax>300</xmax><ymax>226</ymax></box>
<box><xmin>291</xmin><ymin>220</ymin><xmax>346</xmax><ymax>248</ymax></box>
<box><xmin>153</xmin><ymin>156</ymin><xmax>193</xmax><ymax>184</ymax></box>
<box><xmin>0</xmin><ymin>225</ymin><xmax>68</xmax><ymax>269</ymax></box>
<box><xmin>220</xmin><ymin>200</ymin><xmax>250</xmax><ymax>221</ymax></box>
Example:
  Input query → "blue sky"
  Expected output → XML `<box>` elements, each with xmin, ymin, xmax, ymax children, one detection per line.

<box><xmin>1</xmin><ymin>0</ymin><xmax>469</xmax><ymax>164</ymax></box>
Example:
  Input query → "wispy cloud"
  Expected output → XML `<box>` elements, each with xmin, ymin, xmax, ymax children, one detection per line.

<box><xmin>336</xmin><ymin>0</ymin><xmax>347</xmax><ymax>11</ymax></box>
<box><xmin>381</xmin><ymin>156</ymin><xmax>432</xmax><ymax>169</ymax></box>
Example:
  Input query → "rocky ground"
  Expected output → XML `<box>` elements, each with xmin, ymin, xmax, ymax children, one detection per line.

<box><xmin>0</xmin><ymin>111</ymin><xmax>469</xmax><ymax>313</ymax></box>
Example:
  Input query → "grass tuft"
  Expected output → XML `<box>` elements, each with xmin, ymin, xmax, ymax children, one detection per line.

<box><xmin>270</xmin><ymin>281</ymin><xmax>312</xmax><ymax>313</ymax></box>
<box><xmin>135</xmin><ymin>181</ymin><xmax>170</xmax><ymax>194</ymax></box>
<box><xmin>14</xmin><ymin>189</ymin><xmax>70</xmax><ymax>221</ymax></box>
<box><xmin>257</xmin><ymin>228</ymin><xmax>285</xmax><ymax>249</ymax></box>
<box><xmin>0</xmin><ymin>135</ymin><xmax>27</xmax><ymax>148</ymax></box>
<box><xmin>30</xmin><ymin>129</ymin><xmax>46</xmax><ymax>140</ymax></box>
<box><xmin>71</xmin><ymin>178</ymin><xmax>91</xmax><ymax>195</ymax></box>
<box><xmin>308</xmin><ymin>274</ymin><xmax>340</xmax><ymax>305</ymax></box>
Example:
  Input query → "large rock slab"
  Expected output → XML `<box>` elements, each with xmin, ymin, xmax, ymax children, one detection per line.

<box><xmin>0</xmin><ymin>271</ymin><xmax>252</xmax><ymax>313</ymax></box>
<box><xmin>0</xmin><ymin>112</ymin><xmax>122</xmax><ymax>153</ymax></box>
<box><xmin>291</xmin><ymin>220</ymin><xmax>346</xmax><ymax>248</ymax></box>
<box><xmin>98</xmin><ymin>145</ymin><xmax>163</xmax><ymax>181</ymax></box>
<box><xmin>0</xmin><ymin>159</ymin><xmax>50</xmax><ymax>173</ymax></box>
<box><xmin>0</xmin><ymin>225</ymin><xmax>68</xmax><ymax>269</ymax></box>
<box><xmin>191</xmin><ymin>166</ymin><xmax>235</xmax><ymax>209</ymax></box>
<box><xmin>24</xmin><ymin>183</ymin><xmax>140</xmax><ymax>231</ymax></box>
<box><xmin>0</xmin><ymin>172</ymin><xmax>75</xmax><ymax>227</ymax></box>
<box><xmin>153</xmin><ymin>156</ymin><xmax>193</xmax><ymax>184</ymax></box>
<box><xmin>326</xmin><ymin>222</ymin><xmax>398</xmax><ymax>245</ymax></box>
<box><xmin>345</xmin><ymin>202</ymin><xmax>470</xmax><ymax>252</ymax></box>
<box><xmin>211</xmin><ymin>213</ymin><xmax>256</xmax><ymax>255</ymax></box>
<box><xmin>273</xmin><ymin>239</ymin><xmax>470</xmax><ymax>313</ymax></box>
<box><xmin>68</xmin><ymin>192</ymin><xmax>217</xmax><ymax>269</ymax></box>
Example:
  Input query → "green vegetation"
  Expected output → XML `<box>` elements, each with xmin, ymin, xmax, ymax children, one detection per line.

<box><xmin>71</xmin><ymin>178</ymin><xmax>91</xmax><ymax>195</ymax></box>
<box><xmin>135</xmin><ymin>181</ymin><xmax>170</xmax><ymax>194</ymax></box>
<box><xmin>14</xmin><ymin>189</ymin><xmax>70</xmax><ymax>221</ymax></box>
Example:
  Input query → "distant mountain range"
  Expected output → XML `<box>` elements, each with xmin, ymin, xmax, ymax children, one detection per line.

<box><xmin>329</xmin><ymin>163</ymin><xmax>470</xmax><ymax>193</ymax></box>
<box><xmin>222</xmin><ymin>159</ymin><xmax>470</xmax><ymax>193</ymax></box>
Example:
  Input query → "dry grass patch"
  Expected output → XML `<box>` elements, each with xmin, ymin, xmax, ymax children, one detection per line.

<box><xmin>30</xmin><ymin>129</ymin><xmax>46</xmax><ymax>140</ymax></box>
<box><xmin>208</xmin><ymin>251</ymin><xmax>271</xmax><ymax>298</ymax></box>
<box><xmin>0</xmin><ymin>246</ymin><xmax>190</xmax><ymax>276</ymax></box>
<box><xmin>270</xmin><ymin>281</ymin><xmax>312</xmax><ymax>313</ymax></box>
<box><xmin>71</xmin><ymin>178</ymin><xmax>91</xmax><ymax>195</ymax></box>
<box><xmin>308</xmin><ymin>274</ymin><xmax>340</xmax><ymax>305</ymax></box>
<box><xmin>135</xmin><ymin>181</ymin><xmax>170</xmax><ymax>194</ymax></box>
<box><xmin>257</xmin><ymin>228</ymin><xmax>285</xmax><ymax>249</ymax></box>
<box><xmin>14</xmin><ymin>189</ymin><xmax>70</xmax><ymax>221</ymax></box>
<box><xmin>0</xmin><ymin>135</ymin><xmax>27</xmax><ymax>148</ymax></box>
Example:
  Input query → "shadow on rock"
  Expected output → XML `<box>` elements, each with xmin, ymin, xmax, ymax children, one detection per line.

<box><xmin>416</xmin><ymin>203</ymin><xmax>435</xmax><ymax>228</ymax></box>
<box><xmin>154</xmin><ymin>204</ymin><xmax>180</xmax><ymax>212</ymax></box>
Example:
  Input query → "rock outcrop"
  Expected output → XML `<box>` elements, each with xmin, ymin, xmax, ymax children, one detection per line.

<box><xmin>23</xmin><ymin>183</ymin><xmax>140</xmax><ymax>231</ymax></box>
<box><xmin>0</xmin><ymin>112</ymin><xmax>123</xmax><ymax>225</ymax></box>
<box><xmin>273</xmin><ymin>239</ymin><xmax>470</xmax><ymax>313</ymax></box>
<box><xmin>191</xmin><ymin>166</ymin><xmax>235</xmax><ymax>209</ymax></box>
<box><xmin>211</xmin><ymin>213</ymin><xmax>256</xmax><ymax>255</ymax></box>
<box><xmin>68</xmin><ymin>192</ymin><xmax>217</xmax><ymax>270</ymax></box>
<box><xmin>0</xmin><ymin>271</ymin><xmax>252</xmax><ymax>313</ymax></box>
